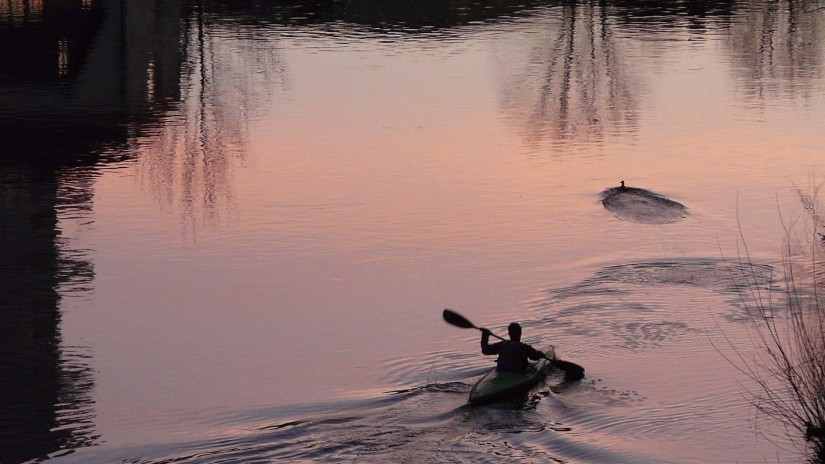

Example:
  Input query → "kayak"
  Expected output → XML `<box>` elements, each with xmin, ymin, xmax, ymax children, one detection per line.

<box><xmin>468</xmin><ymin>345</ymin><xmax>555</xmax><ymax>405</ymax></box>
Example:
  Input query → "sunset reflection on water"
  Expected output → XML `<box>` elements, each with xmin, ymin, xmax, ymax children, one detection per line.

<box><xmin>2</xmin><ymin>0</ymin><xmax>825</xmax><ymax>462</ymax></box>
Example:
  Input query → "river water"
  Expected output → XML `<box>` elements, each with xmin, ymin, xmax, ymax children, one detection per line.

<box><xmin>2</xmin><ymin>0</ymin><xmax>825</xmax><ymax>463</ymax></box>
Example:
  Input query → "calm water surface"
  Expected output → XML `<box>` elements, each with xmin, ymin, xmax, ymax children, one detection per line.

<box><xmin>2</xmin><ymin>0</ymin><xmax>825</xmax><ymax>462</ymax></box>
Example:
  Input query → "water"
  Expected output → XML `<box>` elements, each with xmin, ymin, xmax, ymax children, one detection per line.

<box><xmin>2</xmin><ymin>0</ymin><xmax>825</xmax><ymax>462</ymax></box>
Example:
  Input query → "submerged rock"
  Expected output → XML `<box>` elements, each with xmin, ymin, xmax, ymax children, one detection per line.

<box><xmin>600</xmin><ymin>181</ymin><xmax>687</xmax><ymax>224</ymax></box>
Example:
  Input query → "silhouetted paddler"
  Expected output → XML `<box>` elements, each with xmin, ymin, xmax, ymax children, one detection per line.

<box><xmin>479</xmin><ymin>322</ymin><xmax>547</xmax><ymax>373</ymax></box>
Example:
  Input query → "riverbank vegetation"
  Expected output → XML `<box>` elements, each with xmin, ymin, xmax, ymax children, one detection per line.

<box><xmin>721</xmin><ymin>187</ymin><xmax>825</xmax><ymax>462</ymax></box>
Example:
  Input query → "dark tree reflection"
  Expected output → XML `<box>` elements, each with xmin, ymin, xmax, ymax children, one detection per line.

<box><xmin>723</xmin><ymin>0</ymin><xmax>825</xmax><ymax>101</ymax></box>
<box><xmin>0</xmin><ymin>165</ymin><xmax>97</xmax><ymax>463</ymax></box>
<box><xmin>496</xmin><ymin>3</ymin><xmax>640</xmax><ymax>148</ymax></box>
<box><xmin>607</xmin><ymin>0</ymin><xmax>735</xmax><ymax>32</ymax></box>
<box><xmin>196</xmin><ymin>0</ymin><xmax>557</xmax><ymax>31</ymax></box>
<box><xmin>0</xmin><ymin>1</ymin><xmax>184</xmax><ymax>461</ymax></box>
<box><xmin>134</xmin><ymin>3</ymin><xmax>291</xmax><ymax>233</ymax></box>
<box><xmin>494</xmin><ymin>0</ymin><xmax>823</xmax><ymax>148</ymax></box>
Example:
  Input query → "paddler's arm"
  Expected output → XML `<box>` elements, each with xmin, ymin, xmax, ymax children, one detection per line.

<box><xmin>480</xmin><ymin>328</ymin><xmax>499</xmax><ymax>355</ymax></box>
<box><xmin>526</xmin><ymin>344</ymin><xmax>548</xmax><ymax>361</ymax></box>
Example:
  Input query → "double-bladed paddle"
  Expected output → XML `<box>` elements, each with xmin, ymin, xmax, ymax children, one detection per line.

<box><xmin>442</xmin><ymin>308</ymin><xmax>507</xmax><ymax>341</ymax></box>
<box><xmin>442</xmin><ymin>308</ymin><xmax>585</xmax><ymax>381</ymax></box>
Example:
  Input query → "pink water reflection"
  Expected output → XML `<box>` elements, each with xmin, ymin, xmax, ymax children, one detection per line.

<box><xmin>52</xmin><ymin>4</ymin><xmax>825</xmax><ymax>463</ymax></box>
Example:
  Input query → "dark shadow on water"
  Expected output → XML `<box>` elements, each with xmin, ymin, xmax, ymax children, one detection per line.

<box><xmin>0</xmin><ymin>1</ymin><xmax>186</xmax><ymax>462</ymax></box>
<box><xmin>196</xmin><ymin>0</ymin><xmax>559</xmax><ymax>31</ymax></box>
<box><xmin>0</xmin><ymin>164</ymin><xmax>98</xmax><ymax>463</ymax></box>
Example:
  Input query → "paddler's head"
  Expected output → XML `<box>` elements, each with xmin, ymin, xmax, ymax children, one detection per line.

<box><xmin>508</xmin><ymin>322</ymin><xmax>522</xmax><ymax>342</ymax></box>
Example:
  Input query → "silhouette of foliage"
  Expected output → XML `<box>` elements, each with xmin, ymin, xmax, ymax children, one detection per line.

<box><xmin>719</xmin><ymin>186</ymin><xmax>825</xmax><ymax>462</ymax></box>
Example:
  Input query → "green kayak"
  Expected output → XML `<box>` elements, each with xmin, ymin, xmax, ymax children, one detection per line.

<box><xmin>468</xmin><ymin>345</ymin><xmax>555</xmax><ymax>405</ymax></box>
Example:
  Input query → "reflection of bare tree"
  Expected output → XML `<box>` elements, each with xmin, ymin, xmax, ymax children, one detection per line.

<box><xmin>135</xmin><ymin>5</ymin><xmax>287</xmax><ymax>234</ymax></box>
<box><xmin>798</xmin><ymin>0</ymin><xmax>825</xmax><ymax>13</ymax></box>
<box><xmin>495</xmin><ymin>3</ymin><xmax>639</xmax><ymax>148</ymax></box>
<box><xmin>723</xmin><ymin>0</ymin><xmax>825</xmax><ymax>100</ymax></box>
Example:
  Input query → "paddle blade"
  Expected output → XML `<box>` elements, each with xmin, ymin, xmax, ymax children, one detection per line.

<box><xmin>442</xmin><ymin>309</ymin><xmax>476</xmax><ymax>329</ymax></box>
<box><xmin>553</xmin><ymin>359</ymin><xmax>585</xmax><ymax>382</ymax></box>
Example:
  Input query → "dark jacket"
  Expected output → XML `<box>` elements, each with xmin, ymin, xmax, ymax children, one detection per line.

<box><xmin>481</xmin><ymin>332</ymin><xmax>545</xmax><ymax>372</ymax></box>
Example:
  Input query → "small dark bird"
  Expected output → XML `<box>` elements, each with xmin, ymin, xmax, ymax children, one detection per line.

<box><xmin>619</xmin><ymin>180</ymin><xmax>627</xmax><ymax>190</ymax></box>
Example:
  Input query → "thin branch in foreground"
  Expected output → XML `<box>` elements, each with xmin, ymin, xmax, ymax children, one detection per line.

<box><xmin>717</xmin><ymin>191</ymin><xmax>825</xmax><ymax>462</ymax></box>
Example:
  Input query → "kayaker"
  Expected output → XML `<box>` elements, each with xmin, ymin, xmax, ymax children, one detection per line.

<box><xmin>480</xmin><ymin>322</ymin><xmax>547</xmax><ymax>373</ymax></box>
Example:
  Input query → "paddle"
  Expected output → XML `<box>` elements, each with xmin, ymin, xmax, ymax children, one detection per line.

<box><xmin>442</xmin><ymin>308</ymin><xmax>585</xmax><ymax>381</ymax></box>
<box><xmin>442</xmin><ymin>308</ymin><xmax>507</xmax><ymax>341</ymax></box>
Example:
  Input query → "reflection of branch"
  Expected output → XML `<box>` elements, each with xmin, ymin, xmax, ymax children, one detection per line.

<box><xmin>559</xmin><ymin>5</ymin><xmax>575</xmax><ymax>138</ymax></box>
<box><xmin>724</xmin><ymin>0</ymin><xmax>825</xmax><ymax>100</ymax></box>
<box><xmin>135</xmin><ymin>8</ymin><xmax>287</xmax><ymax>235</ymax></box>
<box><xmin>800</xmin><ymin>0</ymin><xmax>825</xmax><ymax>13</ymax></box>
<box><xmin>497</xmin><ymin>4</ymin><xmax>639</xmax><ymax>148</ymax></box>
<box><xmin>533</xmin><ymin>9</ymin><xmax>571</xmax><ymax>142</ymax></box>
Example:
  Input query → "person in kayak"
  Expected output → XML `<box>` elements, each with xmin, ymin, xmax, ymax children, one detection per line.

<box><xmin>480</xmin><ymin>322</ymin><xmax>547</xmax><ymax>373</ymax></box>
